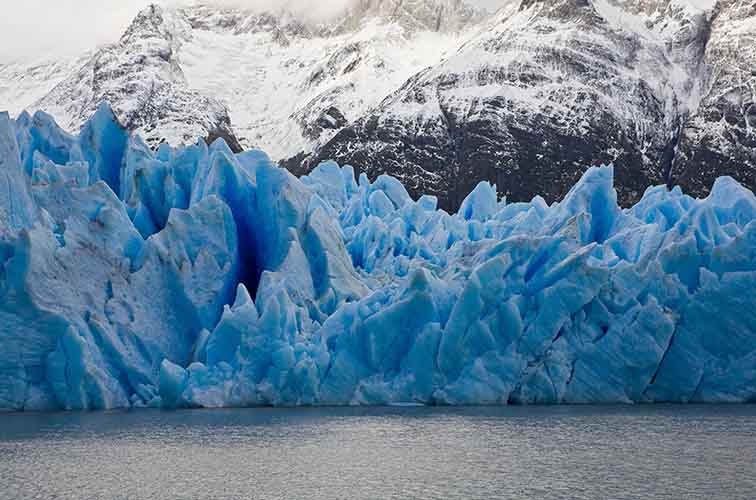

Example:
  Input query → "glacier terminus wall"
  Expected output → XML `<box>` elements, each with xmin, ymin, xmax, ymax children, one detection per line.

<box><xmin>1</xmin><ymin>104</ymin><xmax>756</xmax><ymax>411</ymax></box>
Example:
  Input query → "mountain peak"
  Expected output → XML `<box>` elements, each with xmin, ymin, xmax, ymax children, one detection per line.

<box><xmin>121</xmin><ymin>3</ymin><xmax>191</xmax><ymax>45</ymax></box>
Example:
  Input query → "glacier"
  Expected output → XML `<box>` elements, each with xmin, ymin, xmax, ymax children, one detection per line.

<box><xmin>1</xmin><ymin>103</ymin><xmax>756</xmax><ymax>412</ymax></box>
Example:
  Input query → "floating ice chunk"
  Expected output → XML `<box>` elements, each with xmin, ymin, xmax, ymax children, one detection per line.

<box><xmin>159</xmin><ymin>359</ymin><xmax>188</xmax><ymax>408</ymax></box>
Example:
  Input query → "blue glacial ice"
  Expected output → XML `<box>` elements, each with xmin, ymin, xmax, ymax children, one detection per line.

<box><xmin>1</xmin><ymin>104</ymin><xmax>756</xmax><ymax>411</ymax></box>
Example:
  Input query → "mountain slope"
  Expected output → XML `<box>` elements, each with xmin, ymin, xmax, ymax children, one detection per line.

<box><xmin>310</xmin><ymin>0</ymin><xmax>723</xmax><ymax>208</ymax></box>
<box><xmin>2</xmin><ymin>1</ymin><xmax>483</xmax><ymax>158</ymax></box>
<box><xmin>177</xmin><ymin>1</ymin><xmax>477</xmax><ymax>159</ymax></box>
<box><xmin>0</xmin><ymin>54</ymin><xmax>90</xmax><ymax>118</ymax></box>
<box><xmin>32</xmin><ymin>5</ymin><xmax>242</xmax><ymax>151</ymax></box>
<box><xmin>674</xmin><ymin>0</ymin><xmax>756</xmax><ymax>194</ymax></box>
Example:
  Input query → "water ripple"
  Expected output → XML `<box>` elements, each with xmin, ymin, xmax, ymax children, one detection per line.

<box><xmin>1</xmin><ymin>405</ymin><xmax>755</xmax><ymax>500</ymax></box>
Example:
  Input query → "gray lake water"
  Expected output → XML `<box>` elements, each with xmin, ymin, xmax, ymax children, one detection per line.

<box><xmin>1</xmin><ymin>405</ymin><xmax>755</xmax><ymax>500</ymax></box>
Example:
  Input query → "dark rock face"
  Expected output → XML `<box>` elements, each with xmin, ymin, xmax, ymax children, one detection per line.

<box><xmin>316</xmin><ymin>107</ymin><xmax>348</xmax><ymax>131</ymax></box>
<box><xmin>673</xmin><ymin>0</ymin><xmax>756</xmax><ymax>198</ymax></box>
<box><xmin>297</xmin><ymin>0</ymin><xmax>756</xmax><ymax>210</ymax></box>
<box><xmin>206</xmin><ymin>122</ymin><xmax>244</xmax><ymax>154</ymax></box>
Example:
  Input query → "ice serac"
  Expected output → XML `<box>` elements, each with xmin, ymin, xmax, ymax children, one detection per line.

<box><xmin>1</xmin><ymin>105</ymin><xmax>756</xmax><ymax>411</ymax></box>
<box><xmin>0</xmin><ymin>113</ymin><xmax>36</xmax><ymax>233</ymax></box>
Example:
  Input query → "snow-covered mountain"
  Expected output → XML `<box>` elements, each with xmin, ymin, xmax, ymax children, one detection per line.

<box><xmin>1</xmin><ymin>0</ymin><xmax>754</xmax><ymax>209</ymax></box>
<box><xmin>0</xmin><ymin>1</ymin><xmax>481</xmax><ymax>154</ymax></box>
<box><xmin>311</xmin><ymin>0</ymin><xmax>742</xmax><ymax>207</ymax></box>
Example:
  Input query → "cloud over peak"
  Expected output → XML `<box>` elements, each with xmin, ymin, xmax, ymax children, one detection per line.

<box><xmin>0</xmin><ymin>0</ymin><xmax>500</xmax><ymax>62</ymax></box>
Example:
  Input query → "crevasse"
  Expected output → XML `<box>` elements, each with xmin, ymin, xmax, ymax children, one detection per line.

<box><xmin>1</xmin><ymin>103</ymin><xmax>755</xmax><ymax>412</ymax></box>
